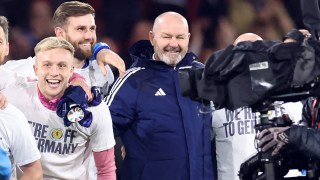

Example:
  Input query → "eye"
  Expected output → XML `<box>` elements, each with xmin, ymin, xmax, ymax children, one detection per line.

<box><xmin>58</xmin><ymin>64</ymin><xmax>67</xmax><ymax>68</ymax></box>
<box><xmin>77</xmin><ymin>27</ymin><xmax>85</xmax><ymax>31</ymax></box>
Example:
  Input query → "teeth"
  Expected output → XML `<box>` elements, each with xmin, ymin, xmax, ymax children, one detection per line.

<box><xmin>47</xmin><ymin>79</ymin><xmax>60</xmax><ymax>83</ymax></box>
<box><xmin>80</xmin><ymin>43</ymin><xmax>91</xmax><ymax>46</ymax></box>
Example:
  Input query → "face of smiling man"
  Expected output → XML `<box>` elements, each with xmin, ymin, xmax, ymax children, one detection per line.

<box><xmin>149</xmin><ymin>12</ymin><xmax>190</xmax><ymax>66</ymax></box>
<box><xmin>34</xmin><ymin>47</ymin><xmax>74</xmax><ymax>100</ymax></box>
<box><xmin>55</xmin><ymin>14</ymin><xmax>96</xmax><ymax>67</ymax></box>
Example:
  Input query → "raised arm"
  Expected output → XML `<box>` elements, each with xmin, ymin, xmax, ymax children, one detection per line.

<box><xmin>93</xmin><ymin>43</ymin><xmax>126</xmax><ymax>78</ymax></box>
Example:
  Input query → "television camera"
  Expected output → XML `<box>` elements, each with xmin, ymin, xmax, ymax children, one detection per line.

<box><xmin>178</xmin><ymin>0</ymin><xmax>320</xmax><ymax>179</ymax></box>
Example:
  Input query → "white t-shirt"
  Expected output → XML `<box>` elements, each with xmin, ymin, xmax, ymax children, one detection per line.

<box><xmin>3</xmin><ymin>57</ymin><xmax>114</xmax><ymax>88</ymax></box>
<box><xmin>212</xmin><ymin>102</ymin><xmax>303</xmax><ymax>180</ymax></box>
<box><xmin>0</xmin><ymin>103</ymin><xmax>41</xmax><ymax>179</ymax></box>
<box><xmin>2</xmin><ymin>82</ymin><xmax>115</xmax><ymax>180</ymax></box>
<box><xmin>0</xmin><ymin>66</ymin><xmax>27</xmax><ymax>90</ymax></box>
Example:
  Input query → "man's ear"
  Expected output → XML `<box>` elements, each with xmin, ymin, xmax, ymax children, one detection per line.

<box><xmin>33</xmin><ymin>64</ymin><xmax>37</xmax><ymax>75</ymax></box>
<box><xmin>4</xmin><ymin>42</ymin><xmax>9</xmax><ymax>56</ymax></box>
<box><xmin>55</xmin><ymin>27</ymin><xmax>64</xmax><ymax>38</ymax></box>
<box><xmin>149</xmin><ymin>31</ymin><xmax>154</xmax><ymax>46</ymax></box>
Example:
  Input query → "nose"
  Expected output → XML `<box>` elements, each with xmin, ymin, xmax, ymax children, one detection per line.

<box><xmin>84</xmin><ymin>30</ymin><xmax>94</xmax><ymax>40</ymax></box>
<box><xmin>169</xmin><ymin>37</ymin><xmax>178</xmax><ymax>47</ymax></box>
<box><xmin>49</xmin><ymin>65</ymin><xmax>59</xmax><ymax>76</ymax></box>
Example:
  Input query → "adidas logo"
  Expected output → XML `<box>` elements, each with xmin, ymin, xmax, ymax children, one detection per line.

<box><xmin>155</xmin><ymin>88</ymin><xmax>166</xmax><ymax>96</ymax></box>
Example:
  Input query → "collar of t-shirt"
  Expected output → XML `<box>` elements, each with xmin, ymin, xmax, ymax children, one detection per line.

<box><xmin>82</xmin><ymin>59</ymin><xmax>90</xmax><ymax>68</ymax></box>
<box><xmin>38</xmin><ymin>86</ymin><xmax>60</xmax><ymax>111</ymax></box>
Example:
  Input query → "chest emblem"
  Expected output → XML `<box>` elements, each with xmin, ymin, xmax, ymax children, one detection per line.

<box><xmin>51</xmin><ymin>129</ymin><xmax>63</xmax><ymax>141</ymax></box>
<box><xmin>155</xmin><ymin>88</ymin><xmax>166</xmax><ymax>96</ymax></box>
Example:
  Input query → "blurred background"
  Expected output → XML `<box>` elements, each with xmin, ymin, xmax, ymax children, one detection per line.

<box><xmin>0</xmin><ymin>0</ymin><xmax>304</xmax><ymax>68</ymax></box>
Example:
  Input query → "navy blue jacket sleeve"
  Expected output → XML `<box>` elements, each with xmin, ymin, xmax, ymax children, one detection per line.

<box><xmin>289</xmin><ymin>125</ymin><xmax>320</xmax><ymax>159</ymax></box>
<box><xmin>105</xmin><ymin>73</ymin><xmax>139</xmax><ymax>137</ymax></box>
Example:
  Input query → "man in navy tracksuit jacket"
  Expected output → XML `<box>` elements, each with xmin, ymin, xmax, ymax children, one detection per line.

<box><xmin>105</xmin><ymin>12</ymin><xmax>213</xmax><ymax>180</ymax></box>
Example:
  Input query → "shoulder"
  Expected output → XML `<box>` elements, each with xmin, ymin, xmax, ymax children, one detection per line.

<box><xmin>0</xmin><ymin>104</ymin><xmax>29</xmax><ymax>127</ymax></box>
<box><xmin>4</xmin><ymin>81</ymin><xmax>36</xmax><ymax>92</ymax></box>
<box><xmin>112</xmin><ymin>66</ymin><xmax>146</xmax><ymax>86</ymax></box>
<box><xmin>88</xmin><ymin>103</ymin><xmax>111</xmax><ymax>120</ymax></box>
<box><xmin>1</xmin><ymin>104</ymin><xmax>25</xmax><ymax>118</ymax></box>
<box><xmin>2</xmin><ymin>82</ymin><xmax>38</xmax><ymax>105</ymax></box>
<box><xmin>110</xmin><ymin>67</ymin><xmax>145</xmax><ymax>90</ymax></box>
<box><xmin>125</xmin><ymin>66</ymin><xmax>145</xmax><ymax>76</ymax></box>
<box><xmin>3</xmin><ymin>57</ymin><xmax>35</xmax><ymax>71</ymax></box>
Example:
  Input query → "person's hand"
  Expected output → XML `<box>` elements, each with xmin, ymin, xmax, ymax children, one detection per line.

<box><xmin>0</xmin><ymin>92</ymin><xmax>8</xmax><ymax>110</ymax></box>
<box><xmin>258</xmin><ymin>127</ymin><xmax>290</xmax><ymax>156</ymax></box>
<box><xmin>69</xmin><ymin>78</ymin><xmax>93</xmax><ymax>101</ymax></box>
<box><xmin>121</xmin><ymin>145</ymin><xmax>126</xmax><ymax>160</ymax></box>
<box><xmin>283</xmin><ymin>29</ymin><xmax>311</xmax><ymax>43</ymax></box>
<box><xmin>96</xmin><ymin>49</ymin><xmax>126</xmax><ymax>78</ymax></box>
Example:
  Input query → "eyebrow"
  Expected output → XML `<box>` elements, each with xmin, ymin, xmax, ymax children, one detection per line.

<box><xmin>162</xmin><ymin>33</ymin><xmax>186</xmax><ymax>37</ymax></box>
<box><xmin>75</xmin><ymin>24</ymin><xmax>96</xmax><ymax>28</ymax></box>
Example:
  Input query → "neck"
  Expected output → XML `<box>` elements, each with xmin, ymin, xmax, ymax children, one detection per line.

<box><xmin>73</xmin><ymin>58</ymin><xmax>85</xmax><ymax>68</ymax></box>
<box><xmin>37</xmin><ymin>87</ymin><xmax>61</xmax><ymax>111</ymax></box>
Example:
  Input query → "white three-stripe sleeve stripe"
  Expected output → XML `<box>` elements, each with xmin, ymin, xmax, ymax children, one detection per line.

<box><xmin>108</xmin><ymin>67</ymin><xmax>139</xmax><ymax>94</ymax></box>
<box><xmin>105</xmin><ymin>67</ymin><xmax>143</xmax><ymax>106</ymax></box>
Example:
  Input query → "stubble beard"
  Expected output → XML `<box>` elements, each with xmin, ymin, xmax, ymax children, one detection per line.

<box><xmin>155</xmin><ymin>45</ymin><xmax>185</xmax><ymax>66</ymax></box>
<box><xmin>65</xmin><ymin>36</ymin><xmax>93</xmax><ymax>61</ymax></box>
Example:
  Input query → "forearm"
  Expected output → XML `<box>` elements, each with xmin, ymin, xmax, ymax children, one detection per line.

<box><xmin>93</xmin><ymin>147</ymin><xmax>116</xmax><ymax>180</ymax></box>
<box><xmin>301</xmin><ymin>98</ymin><xmax>314</xmax><ymax>126</ymax></box>
<box><xmin>289</xmin><ymin>125</ymin><xmax>320</xmax><ymax>159</ymax></box>
<box><xmin>20</xmin><ymin>160</ymin><xmax>43</xmax><ymax>180</ymax></box>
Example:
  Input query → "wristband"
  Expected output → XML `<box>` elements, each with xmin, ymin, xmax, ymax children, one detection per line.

<box><xmin>93</xmin><ymin>42</ymin><xmax>110</xmax><ymax>60</ymax></box>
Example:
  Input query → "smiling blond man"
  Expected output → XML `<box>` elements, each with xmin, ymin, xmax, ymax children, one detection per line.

<box><xmin>2</xmin><ymin>37</ymin><xmax>116</xmax><ymax>180</ymax></box>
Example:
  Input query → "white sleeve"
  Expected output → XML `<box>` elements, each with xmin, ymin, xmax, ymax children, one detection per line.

<box><xmin>0</xmin><ymin>66</ymin><xmax>14</xmax><ymax>90</ymax></box>
<box><xmin>90</xmin><ymin>103</ymin><xmax>115</xmax><ymax>152</ymax></box>
<box><xmin>281</xmin><ymin>102</ymin><xmax>303</xmax><ymax>124</ymax></box>
<box><xmin>0</xmin><ymin>66</ymin><xmax>27</xmax><ymax>90</ymax></box>
<box><xmin>3</xmin><ymin>57</ymin><xmax>36</xmax><ymax>79</ymax></box>
<box><xmin>0</xmin><ymin>104</ymin><xmax>41</xmax><ymax>166</ymax></box>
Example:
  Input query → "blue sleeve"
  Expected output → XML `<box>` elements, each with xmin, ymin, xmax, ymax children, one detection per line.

<box><xmin>0</xmin><ymin>147</ymin><xmax>11</xmax><ymax>180</ymax></box>
<box><xmin>92</xmin><ymin>42</ymin><xmax>110</xmax><ymax>60</ymax></box>
<box><xmin>105</xmin><ymin>74</ymin><xmax>139</xmax><ymax>136</ymax></box>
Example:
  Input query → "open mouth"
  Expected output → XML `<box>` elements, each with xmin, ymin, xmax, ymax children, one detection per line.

<box><xmin>47</xmin><ymin>79</ymin><xmax>61</xmax><ymax>87</ymax></box>
<box><xmin>79</xmin><ymin>42</ymin><xmax>92</xmax><ymax>49</ymax></box>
